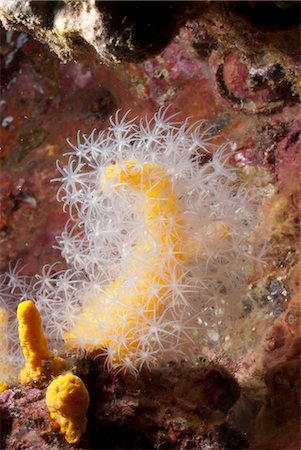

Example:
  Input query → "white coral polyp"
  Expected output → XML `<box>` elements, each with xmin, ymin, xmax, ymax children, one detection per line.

<box><xmin>1</xmin><ymin>110</ymin><xmax>265</xmax><ymax>376</ymax></box>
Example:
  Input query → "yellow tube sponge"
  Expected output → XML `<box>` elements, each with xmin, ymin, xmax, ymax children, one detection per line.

<box><xmin>46</xmin><ymin>371</ymin><xmax>89</xmax><ymax>444</ymax></box>
<box><xmin>64</xmin><ymin>161</ymin><xmax>185</xmax><ymax>365</ymax></box>
<box><xmin>17</xmin><ymin>300</ymin><xmax>65</xmax><ymax>384</ymax></box>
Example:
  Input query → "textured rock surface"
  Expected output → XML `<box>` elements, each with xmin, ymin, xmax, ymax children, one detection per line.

<box><xmin>0</xmin><ymin>385</ymin><xmax>87</xmax><ymax>449</ymax></box>
<box><xmin>0</xmin><ymin>0</ymin><xmax>195</xmax><ymax>63</ymax></box>
<box><xmin>1</xmin><ymin>1</ymin><xmax>300</xmax><ymax>99</ymax></box>
<box><xmin>0</xmin><ymin>360</ymin><xmax>247</xmax><ymax>450</ymax></box>
<box><xmin>190</xmin><ymin>1</ymin><xmax>301</xmax><ymax>98</ymax></box>
<box><xmin>88</xmin><ymin>360</ymin><xmax>245</xmax><ymax>450</ymax></box>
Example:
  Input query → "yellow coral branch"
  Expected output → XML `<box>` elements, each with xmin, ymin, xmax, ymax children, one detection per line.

<box><xmin>64</xmin><ymin>161</ymin><xmax>185</xmax><ymax>363</ymax></box>
<box><xmin>46</xmin><ymin>371</ymin><xmax>89</xmax><ymax>444</ymax></box>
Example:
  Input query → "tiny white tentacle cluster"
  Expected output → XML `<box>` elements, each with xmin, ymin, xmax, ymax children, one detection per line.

<box><xmin>0</xmin><ymin>109</ymin><xmax>265</xmax><ymax>378</ymax></box>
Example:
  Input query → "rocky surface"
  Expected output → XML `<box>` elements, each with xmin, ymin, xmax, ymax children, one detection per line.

<box><xmin>0</xmin><ymin>0</ymin><xmax>195</xmax><ymax>63</ymax></box>
<box><xmin>0</xmin><ymin>360</ymin><xmax>247</xmax><ymax>450</ymax></box>
<box><xmin>190</xmin><ymin>1</ymin><xmax>301</xmax><ymax>98</ymax></box>
<box><xmin>1</xmin><ymin>1</ymin><xmax>300</xmax><ymax>100</ymax></box>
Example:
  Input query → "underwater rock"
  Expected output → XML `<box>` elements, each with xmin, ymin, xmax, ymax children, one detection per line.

<box><xmin>188</xmin><ymin>1</ymin><xmax>301</xmax><ymax>98</ymax></box>
<box><xmin>87</xmin><ymin>360</ymin><xmax>243</xmax><ymax>449</ymax></box>
<box><xmin>0</xmin><ymin>0</ymin><xmax>194</xmax><ymax>63</ymax></box>
<box><xmin>0</xmin><ymin>386</ymin><xmax>68</xmax><ymax>450</ymax></box>
<box><xmin>0</xmin><ymin>359</ymin><xmax>245</xmax><ymax>449</ymax></box>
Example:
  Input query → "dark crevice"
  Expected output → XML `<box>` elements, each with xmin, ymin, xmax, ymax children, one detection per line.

<box><xmin>233</xmin><ymin>1</ymin><xmax>300</xmax><ymax>31</ymax></box>
<box><xmin>95</xmin><ymin>1</ymin><xmax>188</xmax><ymax>61</ymax></box>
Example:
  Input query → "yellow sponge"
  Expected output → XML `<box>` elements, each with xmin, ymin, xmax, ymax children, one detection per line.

<box><xmin>46</xmin><ymin>371</ymin><xmax>89</xmax><ymax>444</ymax></box>
<box><xmin>17</xmin><ymin>300</ymin><xmax>65</xmax><ymax>384</ymax></box>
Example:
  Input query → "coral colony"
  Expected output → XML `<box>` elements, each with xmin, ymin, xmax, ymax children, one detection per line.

<box><xmin>0</xmin><ymin>110</ymin><xmax>265</xmax><ymax>383</ymax></box>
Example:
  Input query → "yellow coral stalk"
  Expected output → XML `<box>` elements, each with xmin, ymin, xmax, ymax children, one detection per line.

<box><xmin>46</xmin><ymin>371</ymin><xmax>89</xmax><ymax>444</ymax></box>
<box><xmin>64</xmin><ymin>161</ymin><xmax>185</xmax><ymax>363</ymax></box>
<box><xmin>17</xmin><ymin>300</ymin><xmax>65</xmax><ymax>384</ymax></box>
